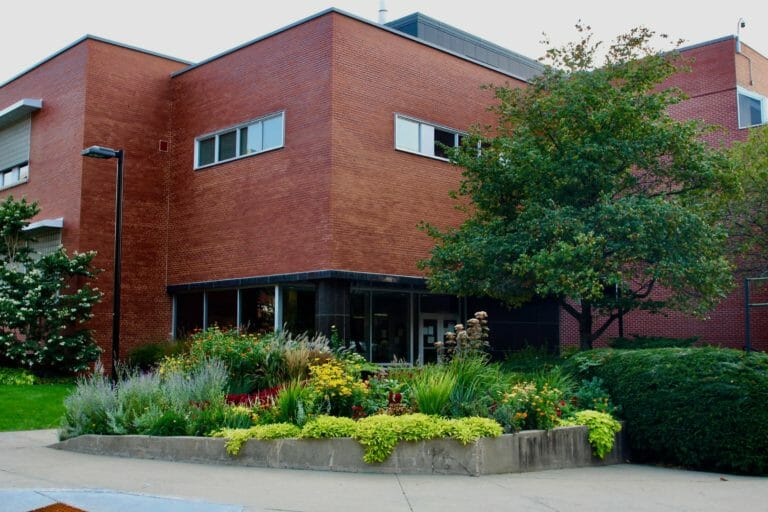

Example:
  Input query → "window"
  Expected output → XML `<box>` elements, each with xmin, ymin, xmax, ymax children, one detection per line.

<box><xmin>0</xmin><ymin>115</ymin><xmax>32</xmax><ymax>190</ymax></box>
<box><xmin>395</xmin><ymin>114</ymin><xmax>463</xmax><ymax>159</ymax></box>
<box><xmin>194</xmin><ymin>111</ymin><xmax>284</xmax><ymax>169</ymax></box>
<box><xmin>738</xmin><ymin>88</ymin><xmax>766</xmax><ymax>128</ymax></box>
<box><xmin>27</xmin><ymin>228</ymin><xmax>62</xmax><ymax>260</ymax></box>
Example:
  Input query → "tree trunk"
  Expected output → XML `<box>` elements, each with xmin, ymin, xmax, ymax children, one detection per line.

<box><xmin>579</xmin><ymin>301</ymin><xmax>593</xmax><ymax>351</ymax></box>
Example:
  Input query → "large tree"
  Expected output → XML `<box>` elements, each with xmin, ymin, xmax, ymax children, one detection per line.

<box><xmin>0</xmin><ymin>196</ymin><xmax>102</xmax><ymax>372</ymax></box>
<box><xmin>723</xmin><ymin>125</ymin><xmax>768</xmax><ymax>277</ymax></box>
<box><xmin>420</xmin><ymin>26</ymin><xmax>735</xmax><ymax>350</ymax></box>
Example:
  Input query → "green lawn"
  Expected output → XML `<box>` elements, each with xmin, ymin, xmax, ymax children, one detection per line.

<box><xmin>0</xmin><ymin>384</ymin><xmax>74</xmax><ymax>431</ymax></box>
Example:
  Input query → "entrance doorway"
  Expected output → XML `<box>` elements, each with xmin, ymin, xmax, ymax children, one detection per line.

<box><xmin>419</xmin><ymin>313</ymin><xmax>457</xmax><ymax>364</ymax></box>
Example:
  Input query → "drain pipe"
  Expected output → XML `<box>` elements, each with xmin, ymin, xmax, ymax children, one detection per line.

<box><xmin>378</xmin><ymin>0</ymin><xmax>388</xmax><ymax>24</ymax></box>
<box><xmin>736</xmin><ymin>18</ymin><xmax>754</xmax><ymax>85</ymax></box>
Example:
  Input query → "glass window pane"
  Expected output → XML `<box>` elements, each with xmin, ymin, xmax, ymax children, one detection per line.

<box><xmin>434</xmin><ymin>128</ymin><xmax>456</xmax><ymax>158</ymax></box>
<box><xmin>198</xmin><ymin>137</ymin><xmax>215</xmax><ymax>166</ymax></box>
<box><xmin>739</xmin><ymin>93</ymin><xmax>763</xmax><ymax>127</ymax></box>
<box><xmin>396</xmin><ymin>117</ymin><xmax>420</xmax><ymax>152</ymax></box>
<box><xmin>283</xmin><ymin>287</ymin><xmax>315</xmax><ymax>334</ymax></box>
<box><xmin>4</xmin><ymin>168</ymin><xmax>19</xmax><ymax>187</ymax></box>
<box><xmin>207</xmin><ymin>290</ymin><xmax>238</xmax><ymax>330</ymax></box>
<box><xmin>175</xmin><ymin>292</ymin><xmax>204</xmax><ymax>338</ymax></box>
<box><xmin>420</xmin><ymin>123</ymin><xmax>435</xmax><ymax>156</ymax></box>
<box><xmin>241</xmin><ymin>122</ymin><xmax>263</xmax><ymax>155</ymax></box>
<box><xmin>351</xmin><ymin>291</ymin><xmax>371</xmax><ymax>359</ymax></box>
<box><xmin>241</xmin><ymin>287</ymin><xmax>275</xmax><ymax>334</ymax></box>
<box><xmin>18</xmin><ymin>165</ymin><xmax>29</xmax><ymax>182</ymax></box>
<box><xmin>262</xmin><ymin>115</ymin><xmax>284</xmax><ymax>150</ymax></box>
<box><xmin>372</xmin><ymin>292</ymin><xmax>410</xmax><ymax>364</ymax></box>
<box><xmin>218</xmin><ymin>131</ymin><xmax>237</xmax><ymax>161</ymax></box>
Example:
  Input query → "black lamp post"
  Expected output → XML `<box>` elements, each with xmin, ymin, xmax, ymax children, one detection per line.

<box><xmin>81</xmin><ymin>145</ymin><xmax>124</xmax><ymax>382</ymax></box>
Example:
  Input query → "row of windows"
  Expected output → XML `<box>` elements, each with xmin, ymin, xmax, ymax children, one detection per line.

<box><xmin>193</xmin><ymin>112</ymin><xmax>463</xmax><ymax>171</ymax></box>
<box><xmin>195</xmin><ymin>112</ymin><xmax>285</xmax><ymax>169</ymax></box>
<box><xmin>0</xmin><ymin>163</ymin><xmax>29</xmax><ymax>190</ymax></box>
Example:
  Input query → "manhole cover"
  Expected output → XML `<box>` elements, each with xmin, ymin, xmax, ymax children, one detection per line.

<box><xmin>30</xmin><ymin>503</ymin><xmax>86</xmax><ymax>512</ymax></box>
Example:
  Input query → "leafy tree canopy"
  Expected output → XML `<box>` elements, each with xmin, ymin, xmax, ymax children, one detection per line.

<box><xmin>420</xmin><ymin>25</ymin><xmax>735</xmax><ymax>350</ymax></box>
<box><xmin>0</xmin><ymin>196</ymin><xmax>102</xmax><ymax>373</ymax></box>
<box><xmin>722</xmin><ymin>125</ymin><xmax>768</xmax><ymax>277</ymax></box>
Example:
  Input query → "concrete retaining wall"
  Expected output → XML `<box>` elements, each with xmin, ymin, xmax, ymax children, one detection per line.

<box><xmin>52</xmin><ymin>425</ymin><xmax>625</xmax><ymax>476</ymax></box>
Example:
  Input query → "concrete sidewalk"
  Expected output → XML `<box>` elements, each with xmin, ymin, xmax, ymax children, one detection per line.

<box><xmin>1</xmin><ymin>430</ymin><xmax>766</xmax><ymax>512</ymax></box>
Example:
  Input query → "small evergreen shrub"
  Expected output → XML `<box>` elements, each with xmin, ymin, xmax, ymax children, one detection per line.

<box><xmin>570</xmin><ymin>348</ymin><xmax>768</xmax><ymax>474</ymax></box>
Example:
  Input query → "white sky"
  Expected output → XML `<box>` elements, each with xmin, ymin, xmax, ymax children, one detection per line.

<box><xmin>1</xmin><ymin>0</ymin><xmax>766</xmax><ymax>85</ymax></box>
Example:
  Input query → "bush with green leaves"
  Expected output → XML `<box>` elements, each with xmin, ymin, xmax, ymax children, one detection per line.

<box><xmin>60</xmin><ymin>359</ymin><xmax>232</xmax><ymax>439</ymax></box>
<box><xmin>608</xmin><ymin>335</ymin><xmax>698</xmax><ymax>349</ymax></box>
<box><xmin>169</xmin><ymin>327</ymin><xmax>333</xmax><ymax>394</ymax></box>
<box><xmin>561</xmin><ymin>410</ymin><xmax>622</xmax><ymax>459</ymax></box>
<box><xmin>214</xmin><ymin>413</ymin><xmax>503</xmax><ymax>463</ymax></box>
<box><xmin>300</xmin><ymin>415</ymin><xmax>356</xmax><ymax>439</ymax></box>
<box><xmin>573</xmin><ymin>377</ymin><xmax>620</xmax><ymax>416</ymax></box>
<box><xmin>0</xmin><ymin>196</ymin><xmax>102</xmax><ymax>374</ymax></box>
<box><xmin>569</xmin><ymin>348</ymin><xmax>768</xmax><ymax>474</ymax></box>
<box><xmin>409</xmin><ymin>365</ymin><xmax>457</xmax><ymax>415</ymax></box>
<box><xmin>0</xmin><ymin>367</ymin><xmax>37</xmax><ymax>385</ymax></box>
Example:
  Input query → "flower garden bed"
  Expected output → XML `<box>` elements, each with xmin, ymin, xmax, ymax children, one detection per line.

<box><xmin>52</xmin><ymin>424</ymin><xmax>625</xmax><ymax>476</ymax></box>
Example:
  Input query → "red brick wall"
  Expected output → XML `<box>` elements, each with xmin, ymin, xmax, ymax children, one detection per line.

<box><xmin>0</xmin><ymin>43</ymin><xmax>88</xmax><ymax>252</ymax></box>
<box><xmin>2</xmin><ymin>39</ymin><xmax>186</xmax><ymax>368</ymax></box>
<box><xmin>167</xmin><ymin>15</ymin><xmax>335</xmax><ymax>285</ymax></box>
<box><xmin>329</xmin><ymin>14</ymin><xmax>522</xmax><ymax>276</ymax></box>
<box><xmin>80</xmin><ymin>40</ymin><xmax>186</xmax><ymax>364</ymax></box>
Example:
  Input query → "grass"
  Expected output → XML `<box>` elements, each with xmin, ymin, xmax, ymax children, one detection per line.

<box><xmin>0</xmin><ymin>384</ymin><xmax>74</xmax><ymax>431</ymax></box>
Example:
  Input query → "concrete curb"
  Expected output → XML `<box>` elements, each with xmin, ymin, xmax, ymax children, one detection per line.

<box><xmin>52</xmin><ymin>425</ymin><xmax>625</xmax><ymax>476</ymax></box>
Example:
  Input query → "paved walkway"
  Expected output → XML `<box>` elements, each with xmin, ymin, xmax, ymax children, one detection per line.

<box><xmin>1</xmin><ymin>430</ymin><xmax>766</xmax><ymax>512</ymax></box>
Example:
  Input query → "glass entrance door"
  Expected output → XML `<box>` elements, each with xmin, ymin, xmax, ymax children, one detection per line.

<box><xmin>419</xmin><ymin>314</ymin><xmax>457</xmax><ymax>364</ymax></box>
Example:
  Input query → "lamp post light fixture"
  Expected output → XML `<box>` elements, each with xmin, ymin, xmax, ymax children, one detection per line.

<box><xmin>81</xmin><ymin>145</ymin><xmax>124</xmax><ymax>382</ymax></box>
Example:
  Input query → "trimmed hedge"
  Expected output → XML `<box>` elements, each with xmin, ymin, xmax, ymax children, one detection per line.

<box><xmin>607</xmin><ymin>335</ymin><xmax>698</xmax><ymax>350</ymax></box>
<box><xmin>566</xmin><ymin>348</ymin><xmax>768</xmax><ymax>475</ymax></box>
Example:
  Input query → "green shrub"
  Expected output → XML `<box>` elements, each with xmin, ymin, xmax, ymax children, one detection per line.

<box><xmin>561</xmin><ymin>410</ymin><xmax>621</xmax><ymax>459</ymax></box>
<box><xmin>608</xmin><ymin>335</ymin><xmax>698</xmax><ymax>349</ymax></box>
<box><xmin>573</xmin><ymin>377</ymin><xmax>620</xmax><ymax>415</ymax></box>
<box><xmin>274</xmin><ymin>380</ymin><xmax>308</xmax><ymax>425</ymax></box>
<box><xmin>147</xmin><ymin>410</ymin><xmax>188</xmax><ymax>436</ymax></box>
<box><xmin>213</xmin><ymin>423</ymin><xmax>301</xmax><ymax>455</ymax></box>
<box><xmin>305</xmin><ymin>357</ymin><xmax>368</xmax><ymax>417</ymax></box>
<box><xmin>60</xmin><ymin>359</ymin><xmax>230</xmax><ymax>439</ymax></box>
<box><xmin>409</xmin><ymin>366</ymin><xmax>457</xmax><ymax>415</ymax></box>
<box><xmin>570</xmin><ymin>348</ymin><xmax>768</xmax><ymax>474</ymax></box>
<box><xmin>127</xmin><ymin>340</ymin><xmax>186</xmax><ymax>371</ymax></box>
<box><xmin>446</xmin><ymin>356</ymin><xmax>503</xmax><ymax>417</ymax></box>
<box><xmin>353</xmin><ymin>414</ymin><xmax>502</xmax><ymax>463</ymax></box>
<box><xmin>0</xmin><ymin>367</ymin><xmax>37</xmax><ymax>385</ymax></box>
<box><xmin>501</xmin><ymin>346</ymin><xmax>564</xmax><ymax>373</ymax></box>
<box><xmin>300</xmin><ymin>415</ymin><xmax>356</xmax><ymax>439</ymax></box>
<box><xmin>60</xmin><ymin>368</ymin><xmax>117</xmax><ymax>439</ymax></box>
<box><xmin>215</xmin><ymin>414</ymin><xmax>503</xmax><ymax>463</ymax></box>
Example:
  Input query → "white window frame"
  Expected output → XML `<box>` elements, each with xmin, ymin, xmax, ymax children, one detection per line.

<box><xmin>194</xmin><ymin>111</ymin><xmax>285</xmax><ymax>170</ymax></box>
<box><xmin>737</xmin><ymin>86</ymin><xmax>767</xmax><ymax>129</ymax></box>
<box><xmin>0</xmin><ymin>162</ymin><xmax>29</xmax><ymax>191</ymax></box>
<box><xmin>394</xmin><ymin>114</ymin><xmax>463</xmax><ymax>161</ymax></box>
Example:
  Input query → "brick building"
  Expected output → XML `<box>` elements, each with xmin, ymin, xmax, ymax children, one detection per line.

<box><xmin>1</xmin><ymin>9</ymin><xmax>766</xmax><ymax>368</ymax></box>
